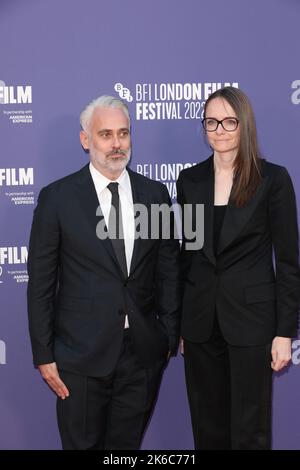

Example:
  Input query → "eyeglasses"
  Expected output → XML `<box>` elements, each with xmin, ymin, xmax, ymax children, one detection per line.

<box><xmin>202</xmin><ymin>117</ymin><xmax>239</xmax><ymax>132</ymax></box>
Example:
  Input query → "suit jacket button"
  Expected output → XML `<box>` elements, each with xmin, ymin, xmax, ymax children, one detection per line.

<box><xmin>123</xmin><ymin>280</ymin><xmax>127</xmax><ymax>287</ymax></box>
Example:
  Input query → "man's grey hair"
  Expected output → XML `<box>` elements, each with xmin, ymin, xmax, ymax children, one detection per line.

<box><xmin>80</xmin><ymin>95</ymin><xmax>130</xmax><ymax>132</ymax></box>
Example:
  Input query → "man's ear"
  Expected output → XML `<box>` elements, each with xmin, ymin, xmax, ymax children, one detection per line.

<box><xmin>80</xmin><ymin>130</ymin><xmax>90</xmax><ymax>151</ymax></box>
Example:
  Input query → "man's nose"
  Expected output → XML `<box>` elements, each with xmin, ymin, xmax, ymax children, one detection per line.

<box><xmin>112</xmin><ymin>134</ymin><xmax>121</xmax><ymax>148</ymax></box>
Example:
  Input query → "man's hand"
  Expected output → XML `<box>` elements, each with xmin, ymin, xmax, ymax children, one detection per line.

<box><xmin>38</xmin><ymin>362</ymin><xmax>70</xmax><ymax>399</ymax></box>
<box><xmin>180</xmin><ymin>337</ymin><xmax>184</xmax><ymax>355</ymax></box>
<box><xmin>271</xmin><ymin>337</ymin><xmax>292</xmax><ymax>372</ymax></box>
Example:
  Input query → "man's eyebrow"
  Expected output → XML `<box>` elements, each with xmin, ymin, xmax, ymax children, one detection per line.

<box><xmin>97</xmin><ymin>128</ymin><xmax>129</xmax><ymax>133</ymax></box>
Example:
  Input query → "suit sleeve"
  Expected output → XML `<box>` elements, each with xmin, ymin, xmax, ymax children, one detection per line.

<box><xmin>269</xmin><ymin>167</ymin><xmax>300</xmax><ymax>337</ymax></box>
<box><xmin>155</xmin><ymin>184</ymin><xmax>181</xmax><ymax>355</ymax></box>
<box><xmin>27</xmin><ymin>186</ymin><xmax>61</xmax><ymax>366</ymax></box>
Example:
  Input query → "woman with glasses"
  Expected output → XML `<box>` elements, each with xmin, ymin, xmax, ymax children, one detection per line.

<box><xmin>177</xmin><ymin>86</ymin><xmax>300</xmax><ymax>449</ymax></box>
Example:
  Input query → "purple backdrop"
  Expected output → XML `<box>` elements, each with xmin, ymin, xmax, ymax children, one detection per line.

<box><xmin>0</xmin><ymin>0</ymin><xmax>299</xmax><ymax>450</ymax></box>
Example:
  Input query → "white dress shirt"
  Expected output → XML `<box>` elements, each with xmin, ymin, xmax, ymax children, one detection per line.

<box><xmin>89</xmin><ymin>162</ymin><xmax>135</xmax><ymax>328</ymax></box>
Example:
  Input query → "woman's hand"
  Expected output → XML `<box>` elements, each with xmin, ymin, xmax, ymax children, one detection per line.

<box><xmin>271</xmin><ymin>337</ymin><xmax>292</xmax><ymax>371</ymax></box>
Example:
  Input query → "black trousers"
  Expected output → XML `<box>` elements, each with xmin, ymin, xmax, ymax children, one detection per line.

<box><xmin>184</xmin><ymin>316</ymin><xmax>273</xmax><ymax>450</ymax></box>
<box><xmin>57</xmin><ymin>331</ymin><xmax>166</xmax><ymax>450</ymax></box>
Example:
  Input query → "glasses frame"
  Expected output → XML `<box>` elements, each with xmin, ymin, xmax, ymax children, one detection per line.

<box><xmin>202</xmin><ymin>117</ymin><xmax>239</xmax><ymax>132</ymax></box>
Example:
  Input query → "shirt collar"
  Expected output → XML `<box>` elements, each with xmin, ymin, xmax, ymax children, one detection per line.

<box><xmin>89</xmin><ymin>162</ymin><xmax>131</xmax><ymax>199</ymax></box>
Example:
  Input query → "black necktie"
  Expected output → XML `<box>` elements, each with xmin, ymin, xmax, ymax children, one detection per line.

<box><xmin>107</xmin><ymin>182</ymin><xmax>127</xmax><ymax>278</ymax></box>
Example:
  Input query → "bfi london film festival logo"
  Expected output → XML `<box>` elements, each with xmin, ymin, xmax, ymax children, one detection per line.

<box><xmin>113</xmin><ymin>81</ymin><xmax>238</xmax><ymax>199</ymax></box>
<box><xmin>0</xmin><ymin>79</ymin><xmax>33</xmax><ymax>124</ymax></box>
<box><xmin>0</xmin><ymin>167</ymin><xmax>35</xmax><ymax>205</ymax></box>
<box><xmin>0</xmin><ymin>246</ymin><xmax>29</xmax><ymax>285</ymax></box>
<box><xmin>291</xmin><ymin>80</ymin><xmax>300</xmax><ymax>104</ymax></box>
<box><xmin>114</xmin><ymin>81</ymin><xmax>239</xmax><ymax>121</ymax></box>
<box><xmin>136</xmin><ymin>161</ymin><xmax>196</xmax><ymax>199</ymax></box>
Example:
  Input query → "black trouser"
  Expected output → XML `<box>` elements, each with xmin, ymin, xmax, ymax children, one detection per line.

<box><xmin>57</xmin><ymin>331</ymin><xmax>166</xmax><ymax>450</ymax></box>
<box><xmin>184</xmin><ymin>316</ymin><xmax>273</xmax><ymax>450</ymax></box>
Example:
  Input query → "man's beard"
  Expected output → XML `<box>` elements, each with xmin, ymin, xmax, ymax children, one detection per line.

<box><xmin>91</xmin><ymin>147</ymin><xmax>131</xmax><ymax>174</ymax></box>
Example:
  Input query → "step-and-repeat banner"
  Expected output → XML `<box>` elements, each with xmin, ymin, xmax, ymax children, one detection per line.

<box><xmin>0</xmin><ymin>0</ymin><xmax>299</xmax><ymax>449</ymax></box>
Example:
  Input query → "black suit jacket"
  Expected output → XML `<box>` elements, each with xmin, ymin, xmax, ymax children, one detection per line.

<box><xmin>27</xmin><ymin>165</ymin><xmax>180</xmax><ymax>376</ymax></box>
<box><xmin>177</xmin><ymin>156</ymin><xmax>300</xmax><ymax>345</ymax></box>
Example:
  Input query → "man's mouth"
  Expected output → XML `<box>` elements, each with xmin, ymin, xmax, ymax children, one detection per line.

<box><xmin>110</xmin><ymin>153</ymin><xmax>125</xmax><ymax>158</ymax></box>
<box><xmin>107</xmin><ymin>150</ymin><xmax>126</xmax><ymax>158</ymax></box>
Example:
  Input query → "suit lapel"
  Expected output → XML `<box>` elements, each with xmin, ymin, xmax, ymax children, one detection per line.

<box><xmin>190</xmin><ymin>156</ymin><xmax>216</xmax><ymax>265</ymax></box>
<box><xmin>190</xmin><ymin>156</ymin><xmax>269</xmax><ymax>262</ymax></box>
<box><xmin>127</xmin><ymin>169</ymin><xmax>149</xmax><ymax>276</ymax></box>
<box><xmin>75</xmin><ymin>164</ymin><xmax>123</xmax><ymax>275</ymax></box>
<box><xmin>217</xmin><ymin>171</ymin><xmax>269</xmax><ymax>255</ymax></box>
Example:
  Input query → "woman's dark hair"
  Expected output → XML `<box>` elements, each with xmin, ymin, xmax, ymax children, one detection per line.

<box><xmin>204</xmin><ymin>86</ymin><xmax>262</xmax><ymax>208</ymax></box>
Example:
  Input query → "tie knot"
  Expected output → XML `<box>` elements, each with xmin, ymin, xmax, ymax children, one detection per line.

<box><xmin>107</xmin><ymin>182</ymin><xmax>119</xmax><ymax>194</ymax></box>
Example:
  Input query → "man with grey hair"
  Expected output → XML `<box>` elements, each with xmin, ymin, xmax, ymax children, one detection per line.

<box><xmin>27</xmin><ymin>95</ymin><xmax>180</xmax><ymax>449</ymax></box>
